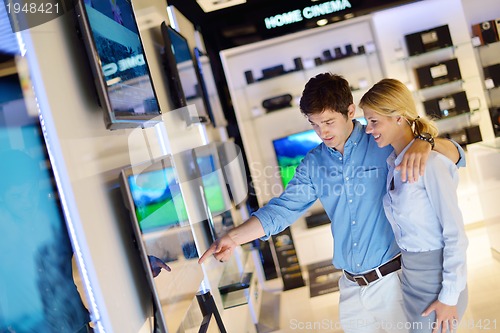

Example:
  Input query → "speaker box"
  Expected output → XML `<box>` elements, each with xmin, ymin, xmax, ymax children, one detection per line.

<box><xmin>483</xmin><ymin>63</ymin><xmax>500</xmax><ymax>87</ymax></box>
<box><xmin>262</xmin><ymin>94</ymin><xmax>293</xmax><ymax>112</ymax></box>
<box><xmin>261</xmin><ymin>65</ymin><xmax>285</xmax><ymax>79</ymax></box>
<box><xmin>405</xmin><ymin>25</ymin><xmax>453</xmax><ymax>56</ymax></box>
<box><xmin>244</xmin><ymin>70</ymin><xmax>254</xmax><ymax>84</ymax></box>
<box><xmin>322</xmin><ymin>49</ymin><xmax>333</xmax><ymax>61</ymax></box>
<box><xmin>334</xmin><ymin>47</ymin><xmax>343</xmax><ymax>59</ymax></box>
<box><xmin>415</xmin><ymin>58</ymin><xmax>462</xmax><ymax>89</ymax></box>
<box><xmin>293</xmin><ymin>57</ymin><xmax>304</xmax><ymax>71</ymax></box>
<box><xmin>423</xmin><ymin>91</ymin><xmax>470</xmax><ymax>119</ymax></box>
<box><xmin>472</xmin><ymin>20</ymin><xmax>499</xmax><ymax>45</ymax></box>
<box><xmin>345</xmin><ymin>44</ymin><xmax>354</xmax><ymax>56</ymax></box>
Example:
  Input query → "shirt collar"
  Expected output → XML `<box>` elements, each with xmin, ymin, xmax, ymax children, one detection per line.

<box><xmin>326</xmin><ymin>120</ymin><xmax>363</xmax><ymax>154</ymax></box>
<box><xmin>389</xmin><ymin>139</ymin><xmax>416</xmax><ymax>167</ymax></box>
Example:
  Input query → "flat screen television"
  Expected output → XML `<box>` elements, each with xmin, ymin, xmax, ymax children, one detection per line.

<box><xmin>191</xmin><ymin>143</ymin><xmax>232</xmax><ymax>216</ymax></box>
<box><xmin>160</xmin><ymin>22</ymin><xmax>210</xmax><ymax>124</ymax></box>
<box><xmin>74</xmin><ymin>0</ymin><xmax>161</xmax><ymax>130</ymax></box>
<box><xmin>119</xmin><ymin>155</ymin><xmax>201</xmax><ymax>333</ymax></box>
<box><xmin>124</xmin><ymin>160</ymin><xmax>188</xmax><ymax>233</ymax></box>
<box><xmin>193</xmin><ymin>47</ymin><xmax>216</xmax><ymax>125</ymax></box>
<box><xmin>272</xmin><ymin>129</ymin><xmax>322</xmax><ymax>187</ymax></box>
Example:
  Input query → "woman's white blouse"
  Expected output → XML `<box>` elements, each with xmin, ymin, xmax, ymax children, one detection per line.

<box><xmin>383</xmin><ymin>141</ymin><xmax>468</xmax><ymax>305</ymax></box>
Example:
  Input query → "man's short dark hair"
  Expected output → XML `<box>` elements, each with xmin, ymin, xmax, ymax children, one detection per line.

<box><xmin>299</xmin><ymin>73</ymin><xmax>353</xmax><ymax>118</ymax></box>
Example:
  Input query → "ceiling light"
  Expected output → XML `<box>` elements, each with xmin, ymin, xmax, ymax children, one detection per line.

<box><xmin>317</xmin><ymin>19</ymin><xmax>328</xmax><ymax>26</ymax></box>
<box><xmin>197</xmin><ymin>0</ymin><xmax>247</xmax><ymax>13</ymax></box>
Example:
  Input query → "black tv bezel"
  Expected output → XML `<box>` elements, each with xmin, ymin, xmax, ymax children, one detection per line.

<box><xmin>160</xmin><ymin>21</ymin><xmax>187</xmax><ymax>111</ymax></box>
<box><xmin>119</xmin><ymin>155</ymin><xmax>181</xmax><ymax>333</ymax></box>
<box><xmin>160</xmin><ymin>22</ymin><xmax>211</xmax><ymax>124</ymax></box>
<box><xmin>192</xmin><ymin>47</ymin><xmax>215</xmax><ymax>125</ymax></box>
<box><xmin>74</xmin><ymin>0</ymin><xmax>162</xmax><ymax>130</ymax></box>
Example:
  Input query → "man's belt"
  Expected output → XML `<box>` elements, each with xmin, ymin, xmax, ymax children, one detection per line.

<box><xmin>343</xmin><ymin>254</ymin><xmax>402</xmax><ymax>286</ymax></box>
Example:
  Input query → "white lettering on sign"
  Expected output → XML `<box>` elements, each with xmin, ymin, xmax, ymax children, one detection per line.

<box><xmin>102</xmin><ymin>54</ymin><xmax>146</xmax><ymax>77</ymax></box>
<box><xmin>264</xmin><ymin>9</ymin><xmax>302</xmax><ymax>29</ymax></box>
<box><xmin>264</xmin><ymin>0</ymin><xmax>352</xmax><ymax>30</ymax></box>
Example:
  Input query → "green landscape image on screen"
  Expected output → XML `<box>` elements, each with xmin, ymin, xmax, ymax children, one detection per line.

<box><xmin>129</xmin><ymin>167</ymin><xmax>188</xmax><ymax>232</ymax></box>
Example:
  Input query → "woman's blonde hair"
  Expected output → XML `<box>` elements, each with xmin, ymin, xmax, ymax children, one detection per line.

<box><xmin>359</xmin><ymin>78</ymin><xmax>438</xmax><ymax>137</ymax></box>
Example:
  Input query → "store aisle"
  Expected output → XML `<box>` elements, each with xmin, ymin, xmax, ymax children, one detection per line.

<box><xmin>266</xmin><ymin>224</ymin><xmax>500</xmax><ymax>333</ymax></box>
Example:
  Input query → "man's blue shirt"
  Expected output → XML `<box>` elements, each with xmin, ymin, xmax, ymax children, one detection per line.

<box><xmin>253</xmin><ymin>120</ymin><xmax>465</xmax><ymax>274</ymax></box>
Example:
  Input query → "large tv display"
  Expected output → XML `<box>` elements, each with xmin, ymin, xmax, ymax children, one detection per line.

<box><xmin>125</xmin><ymin>162</ymin><xmax>188</xmax><ymax>233</ymax></box>
<box><xmin>192</xmin><ymin>143</ymin><xmax>232</xmax><ymax>216</ymax></box>
<box><xmin>74</xmin><ymin>0</ymin><xmax>161</xmax><ymax>130</ymax></box>
<box><xmin>272</xmin><ymin>129</ymin><xmax>322</xmax><ymax>187</ymax></box>
<box><xmin>161</xmin><ymin>22</ymin><xmax>211</xmax><ymax>124</ymax></box>
<box><xmin>119</xmin><ymin>155</ymin><xmax>201</xmax><ymax>333</ymax></box>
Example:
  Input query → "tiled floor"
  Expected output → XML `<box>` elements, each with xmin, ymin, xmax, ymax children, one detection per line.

<box><xmin>262</xmin><ymin>224</ymin><xmax>500</xmax><ymax>333</ymax></box>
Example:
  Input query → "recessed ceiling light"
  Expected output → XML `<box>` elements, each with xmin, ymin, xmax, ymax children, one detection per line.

<box><xmin>317</xmin><ymin>19</ymin><xmax>328</xmax><ymax>26</ymax></box>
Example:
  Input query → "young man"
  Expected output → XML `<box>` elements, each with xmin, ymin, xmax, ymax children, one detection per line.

<box><xmin>199</xmin><ymin>73</ymin><xmax>463</xmax><ymax>333</ymax></box>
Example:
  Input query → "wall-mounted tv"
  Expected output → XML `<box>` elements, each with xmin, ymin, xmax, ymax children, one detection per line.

<box><xmin>193</xmin><ymin>47</ymin><xmax>216</xmax><ymax>125</ymax></box>
<box><xmin>123</xmin><ymin>161</ymin><xmax>188</xmax><ymax>233</ymax></box>
<box><xmin>272</xmin><ymin>129</ymin><xmax>322</xmax><ymax>187</ymax></box>
<box><xmin>119</xmin><ymin>155</ymin><xmax>200</xmax><ymax>333</ymax></box>
<box><xmin>191</xmin><ymin>143</ymin><xmax>232</xmax><ymax>216</ymax></box>
<box><xmin>74</xmin><ymin>0</ymin><xmax>161</xmax><ymax>130</ymax></box>
<box><xmin>160</xmin><ymin>22</ymin><xmax>211</xmax><ymax>124</ymax></box>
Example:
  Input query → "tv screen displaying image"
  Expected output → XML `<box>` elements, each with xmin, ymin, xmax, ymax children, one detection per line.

<box><xmin>272</xmin><ymin>129</ymin><xmax>322</xmax><ymax>187</ymax></box>
<box><xmin>119</xmin><ymin>155</ymin><xmax>205</xmax><ymax>333</ymax></box>
<box><xmin>125</xmin><ymin>163</ymin><xmax>188</xmax><ymax>233</ymax></box>
<box><xmin>75</xmin><ymin>0</ymin><xmax>161</xmax><ymax>130</ymax></box>
<box><xmin>195</xmin><ymin>155</ymin><xmax>228</xmax><ymax>215</ymax></box>
<box><xmin>192</xmin><ymin>143</ymin><xmax>232</xmax><ymax>216</ymax></box>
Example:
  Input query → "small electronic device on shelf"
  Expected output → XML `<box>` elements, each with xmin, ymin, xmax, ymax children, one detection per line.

<box><xmin>404</xmin><ymin>24</ymin><xmax>453</xmax><ymax>56</ymax></box>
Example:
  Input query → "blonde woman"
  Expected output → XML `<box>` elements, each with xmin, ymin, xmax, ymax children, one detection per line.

<box><xmin>359</xmin><ymin>79</ymin><xmax>468</xmax><ymax>333</ymax></box>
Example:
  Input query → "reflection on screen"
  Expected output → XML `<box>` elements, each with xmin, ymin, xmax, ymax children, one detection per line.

<box><xmin>272</xmin><ymin>129</ymin><xmax>322</xmax><ymax>187</ymax></box>
<box><xmin>196</xmin><ymin>155</ymin><xmax>226</xmax><ymax>215</ymax></box>
<box><xmin>0</xmin><ymin>74</ymin><xmax>90</xmax><ymax>332</ymax></box>
<box><xmin>84</xmin><ymin>0</ymin><xmax>159</xmax><ymax>116</ymax></box>
<box><xmin>128</xmin><ymin>167</ymin><xmax>188</xmax><ymax>233</ymax></box>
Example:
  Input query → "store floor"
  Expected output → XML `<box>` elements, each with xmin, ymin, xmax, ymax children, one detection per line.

<box><xmin>259</xmin><ymin>224</ymin><xmax>500</xmax><ymax>333</ymax></box>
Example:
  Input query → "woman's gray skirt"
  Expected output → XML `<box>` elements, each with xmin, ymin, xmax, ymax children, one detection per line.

<box><xmin>400</xmin><ymin>248</ymin><xmax>468</xmax><ymax>333</ymax></box>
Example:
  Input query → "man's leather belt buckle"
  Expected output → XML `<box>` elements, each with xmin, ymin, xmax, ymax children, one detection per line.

<box><xmin>353</xmin><ymin>275</ymin><xmax>369</xmax><ymax>286</ymax></box>
<box><xmin>345</xmin><ymin>254</ymin><xmax>401</xmax><ymax>286</ymax></box>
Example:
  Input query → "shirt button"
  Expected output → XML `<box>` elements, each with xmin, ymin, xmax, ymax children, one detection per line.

<box><xmin>352</xmin><ymin>221</ymin><xmax>356</xmax><ymax>225</ymax></box>
<box><xmin>349</xmin><ymin>199</ymin><xmax>353</xmax><ymax>203</ymax></box>
<box><xmin>357</xmin><ymin>264</ymin><xmax>360</xmax><ymax>267</ymax></box>
<box><xmin>353</xmin><ymin>243</ymin><xmax>357</xmax><ymax>247</ymax></box>
<box><xmin>339</xmin><ymin>157</ymin><xmax>342</xmax><ymax>161</ymax></box>
<box><xmin>345</xmin><ymin>177</ymin><xmax>349</xmax><ymax>180</ymax></box>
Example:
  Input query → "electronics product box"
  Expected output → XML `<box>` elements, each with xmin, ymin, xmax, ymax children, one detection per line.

<box><xmin>423</xmin><ymin>91</ymin><xmax>470</xmax><ymax>119</ymax></box>
<box><xmin>472</xmin><ymin>20</ymin><xmax>499</xmax><ymax>45</ymax></box>
<box><xmin>442</xmin><ymin>125</ymin><xmax>482</xmax><ymax>146</ymax></box>
<box><xmin>483</xmin><ymin>63</ymin><xmax>500</xmax><ymax>88</ymax></box>
<box><xmin>490</xmin><ymin>107</ymin><xmax>500</xmax><ymax>137</ymax></box>
<box><xmin>415</xmin><ymin>58</ymin><xmax>462</xmax><ymax>89</ymax></box>
<box><xmin>404</xmin><ymin>25</ymin><xmax>453</xmax><ymax>56</ymax></box>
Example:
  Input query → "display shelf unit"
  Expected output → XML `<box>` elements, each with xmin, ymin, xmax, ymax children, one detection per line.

<box><xmin>473</xmin><ymin>40</ymin><xmax>500</xmax><ymax>136</ymax></box>
<box><xmin>394</xmin><ymin>35</ymin><xmax>488</xmax><ymax>144</ymax></box>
